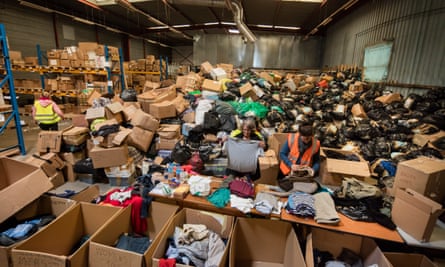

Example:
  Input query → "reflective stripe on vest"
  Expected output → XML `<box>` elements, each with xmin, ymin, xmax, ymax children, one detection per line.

<box><xmin>279</xmin><ymin>133</ymin><xmax>320</xmax><ymax>175</ymax></box>
<box><xmin>34</xmin><ymin>102</ymin><xmax>60</xmax><ymax>124</ymax></box>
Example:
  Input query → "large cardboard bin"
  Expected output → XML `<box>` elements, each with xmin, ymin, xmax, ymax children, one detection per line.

<box><xmin>305</xmin><ymin>228</ymin><xmax>392</xmax><ymax>267</ymax></box>
<box><xmin>392</xmin><ymin>156</ymin><xmax>445</xmax><ymax>202</ymax></box>
<box><xmin>0</xmin><ymin>196</ymin><xmax>75</xmax><ymax>267</ymax></box>
<box><xmin>229</xmin><ymin>218</ymin><xmax>306</xmax><ymax>267</ymax></box>
<box><xmin>0</xmin><ymin>157</ymin><xmax>53</xmax><ymax>223</ymax></box>
<box><xmin>320</xmin><ymin>147</ymin><xmax>370</xmax><ymax>186</ymax></box>
<box><xmin>89</xmin><ymin>201</ymin><xmax>178</xmax><ymax>267</ymax></box>
<box><xmin>152</xmin><ymin>208</ymin><xmax>234</xmax><ymax>267</ymax></box>
<box><xmin>391</xmin><ymin>188</ymin><xmax>445</xmax><ymax>242</ymax></box>
<box><xmin>384</xmin><ymin>252</ymin><xmax>437</xmax><ymax>267</ymax></box>
<box><xmin>11</xmin><ymin>202</ymin><xmax>122</xmax><ymax>267</ymax></box>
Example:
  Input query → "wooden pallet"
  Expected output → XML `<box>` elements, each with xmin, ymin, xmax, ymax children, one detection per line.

<box><xmin>0</xmin><ymin>104</ymin><xmax>12</xmax><ymax>112</ymax></box>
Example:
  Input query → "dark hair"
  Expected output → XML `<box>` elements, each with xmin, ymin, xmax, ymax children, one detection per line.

<box><xmin>299</xmin><ymin>124</ymin><xmax>313</xmax><ymax>136</ymax></box>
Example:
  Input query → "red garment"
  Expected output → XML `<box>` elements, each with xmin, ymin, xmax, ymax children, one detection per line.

<box><xmin>102</xmin><ymin>188</ymin><xmax>147</xmax><ymax>235</ymax></box>
<box><xmin>159</xmin><ymin>258</ymin><xmax>176</xmax><ymax>267</ymax></box>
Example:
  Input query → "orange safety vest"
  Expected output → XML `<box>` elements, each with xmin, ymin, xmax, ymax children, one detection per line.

<box><xmin>279</xmin><ymin>133</ymin><xmax>320</xmax><ymax>175</ymax></box>
<box><xmin>34</xmin><ymin>101</ymin><xmax>60</xmax><ymax>124</ymax></box>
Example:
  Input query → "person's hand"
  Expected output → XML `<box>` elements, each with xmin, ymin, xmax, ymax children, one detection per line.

<box><xmin>291</xmin><ymin>164</ymin><xmax>300</xmax><ymax>172</ymax></box>
<box><xmin>221</xmin><ymin>136</ymin><xmax>228</xmax><ymax>143</ymax></box>
<box><xmin>258</xmin><ymin>141</ymin><xmax>265</xmax><ymax>148</ymax></box>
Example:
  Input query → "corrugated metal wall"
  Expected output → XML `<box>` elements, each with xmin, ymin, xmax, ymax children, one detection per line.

<box><xmin>0</xmin><ymin>2</ymin><xmax>171</xmax><ymax>62</ymax></box>
<box><xmin>323</xmin><ymin>0</ymin><xmax>445</xmax><ymax>89</ymax></box>
<box><xmin>194</xmin><ymin>34</ymin><xmax>322</xmax><ymax>69</ymax></box>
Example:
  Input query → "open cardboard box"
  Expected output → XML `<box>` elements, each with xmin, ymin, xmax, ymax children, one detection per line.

<box><xmin>152</xmin><ymin>208</ymin><xmax>234</xmax><ymax>267</ymax></box>
<box><xmin>391</xmin><ymin>188</ymin><xmax>445</xmax><ymax>242</ymax></box>
<box><xmin>11</xmin><ymin>202</ymin><xmax>123</xmax><ymax>267</ymax></box>
<box><xmin>0</xmin><ymin>195</ymin><xmax>75</xmax><ymax>267</ymax></box>
<box><xmin>384</xmin><ymin>252</ymin><xmax>437</xmax><ymax>267</ymax></box>
<box><xmin>89</xmin><ymin>201</ymin><xmax>179</xmax><ymax>267</ymax></box>
<box><xmin>0</xmin><ymin>157</ymin><xmax>54</xmax><ymax>224</ymax></box>
<box><xmin>229</xmin><ymin>218</ymin><xmax>306</xmax><ymax>267</ymax></box>
<box><xmin>306</xmin><ymin>228</ymin><xmax>392</xmax><ymax>267</ymax></box>
<box><xmin>320</xmin><ymin>147</ymin><xmax>371</xmax><ymax>186</ymax></box>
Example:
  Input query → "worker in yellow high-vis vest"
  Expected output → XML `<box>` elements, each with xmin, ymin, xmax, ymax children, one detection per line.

<box><xmin>32</xmin><ymin>91</ymin><xmax>64</xmax><ymax>131</ymax></box>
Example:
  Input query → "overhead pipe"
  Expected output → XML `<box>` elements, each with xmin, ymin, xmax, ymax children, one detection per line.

<box><xmin>230</xmin><ymin>1</ymin><xmax>256</xmax><ymax>43</ymax></box>
<box><xmin>167</xmin><ymin>0</ymin><xmax>257</xmax><ymax>42</ymax></box>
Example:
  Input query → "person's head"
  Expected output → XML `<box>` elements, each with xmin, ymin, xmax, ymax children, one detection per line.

<box><xmin>41</xmin><ymin>91</ymin><xmax>50</xmax><ymax>99</ymax></box>
<box><xmin>299</xmin><ymin>124</ymin><xmax>313</xmax><ymax>144</ymax></box>
<box><xmin>241</xmin><ymin>118</ymin><xmax>256</xmax><ymax>138</ymax></box>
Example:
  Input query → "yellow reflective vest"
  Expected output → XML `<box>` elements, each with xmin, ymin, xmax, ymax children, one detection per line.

<box><xmin>34</xmin><ymin>101</ymin><xmax>61</xmax><ymax>124</ymax></box>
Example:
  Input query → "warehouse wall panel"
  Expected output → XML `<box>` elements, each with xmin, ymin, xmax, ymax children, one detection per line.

<box><xmin>0</xmin><ymin>4</ymin><xmax>55</xmax><ymax>58</ymax></box>
<box><xmin>323</xmin><ymin>0</ymin><xmax>445</xmax><ymax>87</ymax></box>
<box><xmin>130</xmin><ymin>39</ymin><xmax>144</xmax><ymax>60</ymax></box>
<box><xmin>194</xmin><ymin>34</ymin><xmax>321</xmax><ymax>69</ymax></box>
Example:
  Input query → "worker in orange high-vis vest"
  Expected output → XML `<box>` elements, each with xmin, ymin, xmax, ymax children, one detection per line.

<box><xmin>32</xmin><ymin>91</ymin><xmax>64</xmax><ymax>131</ymax></box>
<box><xmin>279</xmin><ymin>124</ymin><xmax>320</xmax><ymax>179</ymax></box>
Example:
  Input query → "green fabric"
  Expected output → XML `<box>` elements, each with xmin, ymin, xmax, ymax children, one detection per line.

<box><xmin>229</xmin><ymin>101</ymin><xmax>269</xmax><ymax>119</ymax></box>
<box><xmin>207</xmin><ymin>188</ymin><xmax>231</xmax><ymax>208</ymax></box>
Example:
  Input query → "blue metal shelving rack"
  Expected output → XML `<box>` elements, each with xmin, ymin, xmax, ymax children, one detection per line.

<box><xmin>0</xmin><ymin>24</ymin><xmax>26</xmax><ymax>155</ymax></box>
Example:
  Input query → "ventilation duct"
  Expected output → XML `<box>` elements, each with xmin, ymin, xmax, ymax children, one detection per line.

<box><xmin>167</xmin><ymin>0</ymin><xmax>257</xmax><ymax>42</ymax></box>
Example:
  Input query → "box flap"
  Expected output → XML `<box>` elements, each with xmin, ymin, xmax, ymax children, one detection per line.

<box><xmin>106</xmin><ymin>102</ymin><xmax>124</xmax><ymax>114</ymax></box>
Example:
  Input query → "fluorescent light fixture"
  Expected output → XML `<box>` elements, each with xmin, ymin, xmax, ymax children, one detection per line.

<box><xmin>204</xmin><ymin>22</ymin><xmax>219</xmax><ymax>26</ymax></box>
<box><xmin>73</xmin><ymin>17</ymin><xmax>95</xmax><ymax>25</ymax></box>
<box><xmin>148</xmin><ymin>26</ymin><xmax>169</xmax><ymax>30</ymax></box>
<box><xmin>275</xmin><ymin>25</ymin><xmax>301</xmax><ymax>30</ymax></box>
<box><xmin>228</xmin><ymin>29</ymin><xmax>240</xmax><ymax>34</ymax></box>
<box><xmin>19</xmin><ymin>1</ymin><xmax>53</xmax><ymax>13</ymax></box>
<box><xmin>256</xmin><ymin>24</ymin><xmax>273</xmax><ymax>28</ymax></box>
<box><xmin>173</xmin><ymin>24</ymin><xmax>191</xmax><ymax>28</ymax></box>
<box><xmin>221</xmin><ymin>21</ymin><xmax>236</xmax><ymax>26</ymax></box>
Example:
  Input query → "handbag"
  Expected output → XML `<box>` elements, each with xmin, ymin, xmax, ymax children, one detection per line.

<box><xmin>229</xmin><ymin>179</ymin><xmax>255</xmax><ymax>198</ymax></box>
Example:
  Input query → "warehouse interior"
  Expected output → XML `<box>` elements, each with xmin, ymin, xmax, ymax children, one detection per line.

<box><xmin>0</xmin><ymin>0</ymin><xmax>445</xmax><ymax>266</ymax></box>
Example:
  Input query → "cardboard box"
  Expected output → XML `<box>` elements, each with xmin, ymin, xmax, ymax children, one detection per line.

<box><xmin>305</xmin><ymin>228</ymin><xmax>392</xmax><ymax>267</ymax></box>
<box><xmin>0</xmin><ymin>158</ymin><xmax>53</xmax><ymax>223</ymax></box>
<box><xmin>267</xmin><ymin>133</ymin><xmax>289</xmax><ymax>161</ymax></box>
<box><xmin>104</xmin><ymin>157</ymin><xmax>135</xmax><ymax>178</ymax></box>
<box><xmin>375</xmin><ymin>93</ymin><xmax>402</xmax><ymax>104</ymax></box>
<box><xmin>36</xmin><ymin>130</ymin><xmax>64</xmax><ymax>153</ymax></box>
<box><xmin>62</xmin><ymin>126</ymin><xmax>89</xmax><ymax>145</ymax></box>
<box><xmin>351</xmin><ymin>103</ymin><xmax>367</xmax><ymax>118</ymax></box>
<box><xmin>122</xmin><ymin>104</ymin><xmax>139</xmax><ymax>122</ymax></box>
<box><xmin>200</xmin><ymin>61</ymin><xmax>213</xmax><ymax>74</ymax></box>
<box><xmin>256</xmin><ymin>149</ymin><xmax>279</xmax><ymax>185</ymax></box>
<box><xmin>156</xmin><ymin>137</ymin><xmax>180</xmax><ymax>151</ymax></box>
<box><xmin>320</xmin><ymin>147</ymin><xmax>371</xmax><ymax>186</ymax></box>
<box><xmin>85</xmin><ymin>107</ymin><xmax>106</xmax><ymax>122</ymax></box>
<box><xmin>87</xmin><ymin>90</ymin><xmax>102</xmax><ymax>106</ymax></box>
<box><xmin>229</xmin><ymin>218</ymin><xmax>306</xmax><ymax>267</ymax></box>
<box><xmin>157</xmin><ymin>124</ymin><xmax>181</xmax><ymax>139</ymax></box>
<box><xmin>48</xmin><ymin>171</ymin><xmax>65</xmax><ymax>189</ymax></box>
<box><xmin>210</xmin><ymin>67</ymin><xmax>227</xmax><ymax>81</ymax></box>
<box><xmin>152</xmin><ymin>208</ymin><xmax>234</xmax><ymax>267</ymax></box>
<box><xmin>11</xmin><ymin>203</ymin><xmax>122</xmax><ymax>267</ymax></box>
<box><xmin>384</xmin><ymin>252</ymin><xmax>437</xmax><ymax>267</ymax></box>
<box><xmin>89</xmin><ymin>145</ymin><xmax>129</xmax><ymax>168</ymax></box>
<box><xmin>89</xmin><ymin>201</ymin><xmax>179</xmax><ymax>267</ymax></box>
<box><xmin>392</xmin><ymin>156</ymin><xmax>445</xmax><ymax>202</ymax></box>
<box><xmin>131</xmin><ymin>109</ymin><xmax>160</xmax><ymax>131</ymax></box>
<box><xmin>25</xmin><ymin>153</ymin><xmax>65</xmax><ymax>178</ymax></box>
<box><xmin>137</xmin><ymin>85</ymin><xmax>177</xmax><ymax>114</ymax></box>
<box><xmin>392</xmin><ymin>188</ymin><xmax>445</xmax><ymax>242</ymax></box>
<box><xmin>239</xmin><ymin>82</ymin><xmax>259</xmax><ymax>100</ymax></box>
<box><xmin>412</xmin><ymin>131</ymin><xmax>445</xmax><ymax>147</ymax></box>
<box><xmin>150</xmin><ymin>101</ymin><xmax>176</xmax><ymax>119</ymax></box>
<box><xmin>0</xmin><ymin>195</ymin><xmax>75</xmax><ymax>267</ymax></box>
<box><xmin>71</xmin><ymin>114</ymin><xmax>88</xmax><ymax>128</ymax></box>
<box><xmin>127</xmin><ymin>127</ymin><xmax>154</xmax><ymax>152</ymax></box>
<box><xmin>201</xmin><ymin>79</ymin><xmax>221</xmax><ymax>92</ymax></box>
<box><xmin>105</xmin><ymin>102</ymin><xmax>124</xmax><ymax>124</ymax></box>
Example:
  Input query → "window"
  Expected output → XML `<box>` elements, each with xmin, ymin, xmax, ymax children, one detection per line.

<box><xmin>363</xmin><ymin>42</ymin><xmax>393</xmax><ymax>82</ymax></box>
